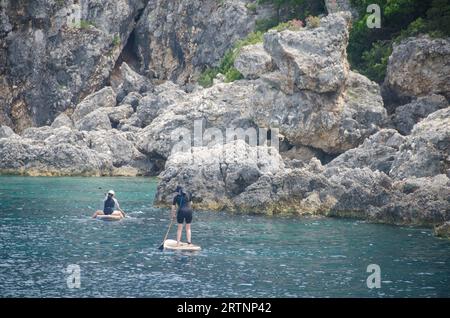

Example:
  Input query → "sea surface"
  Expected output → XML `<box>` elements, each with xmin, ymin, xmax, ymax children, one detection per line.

<box><xmin>1</xmin><ymin>176</ymin><xmax>449</xmax><ymax>297</ymax></box>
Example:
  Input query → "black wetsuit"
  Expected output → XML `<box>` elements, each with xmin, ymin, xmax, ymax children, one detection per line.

<box><xmin>103</xmin><ymin>196</ymin><xmax>115</xmax><ymax>215</ymax></box>
<box><xmin>173</xmin><ymin>192</ymin><xmax>193</xmax><ymax>224</ymax></box>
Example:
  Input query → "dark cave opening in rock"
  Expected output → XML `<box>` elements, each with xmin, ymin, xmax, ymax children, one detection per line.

<box><xmin>116</xmin><ymin>29</ymin><xmax>140</xmax><ymax>73</ymax></box>
<box><xmin>108</xmin><ymin>28</ymin><xmax>142</xmax><ymax>95</ymax></box>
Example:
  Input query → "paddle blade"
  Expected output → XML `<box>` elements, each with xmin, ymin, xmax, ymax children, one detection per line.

<box><xmin>158</xmin><ymin>243</ymin><xmax>164</xmax><ymax>250</ymax></box>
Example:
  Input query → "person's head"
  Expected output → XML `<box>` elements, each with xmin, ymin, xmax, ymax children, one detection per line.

<box><xmin>175</xmin><ymin>185</ymin><xmax>184</xmax><ymax>194</ymax></box>
<box><xmin>107</xmin><ymin>190</ymin><xmax>115</xmax><ymax>197</ymax></box>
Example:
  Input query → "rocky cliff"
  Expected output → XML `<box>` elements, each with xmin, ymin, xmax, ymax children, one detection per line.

<box><xmin>0</xmin><ymin>4</ymin><xmax>449</xmax><ymax>228</ymax></box>
<box><xmin>383</xmin><ymin>36</ymin><xmax>450</xmax><ymax>109</ymax></box>
<box><xmin>0</xmin><ymin>0</ymin><xmax>149</xmax><ymax>132</ymax></box>
<box><xmin>0</xmin><ymin>0</ymin><xmax>275</xmax><ymax>131</ymax></box>
<box><xmin>132</xmin><ymin>0</ymin><xmax>275</xmax><ymax>84</ymax></box>
<box><xmin>152</xmin><ymin>13</ymin><xmax>449</xmax><ymax>226</ymax></box>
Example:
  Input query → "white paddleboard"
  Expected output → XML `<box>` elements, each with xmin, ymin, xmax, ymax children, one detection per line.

<box><xmin>163</xmin><ymin>239</ymin><xmax>201</xmax><ymax>251</ymax></box>
<box><xmin>96</xmin><ymin>214</ymin><xmax>123</xmax><ymax>221</ymax></box>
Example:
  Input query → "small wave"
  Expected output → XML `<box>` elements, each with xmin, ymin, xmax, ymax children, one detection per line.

<box><xmin>128</xmin><ymin>211</ymin><xmax>144</xmax><ymax>215</ymax></box>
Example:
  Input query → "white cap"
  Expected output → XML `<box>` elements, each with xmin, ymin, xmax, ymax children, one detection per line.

<box><xmin>108</xmin><ymin>190</ymin><xmax>115</xmax><ymax>195</ymax></box>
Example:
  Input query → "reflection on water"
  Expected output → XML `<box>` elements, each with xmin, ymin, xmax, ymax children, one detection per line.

<box><xmin>0</xmin><ymin>176</ymin><xmax>450</xmax><ymax>297</ymax></box>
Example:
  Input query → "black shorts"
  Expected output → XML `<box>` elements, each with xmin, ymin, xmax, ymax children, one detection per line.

<box><xmin>177</xmin><ymin>209</ymin><xmax>192</xmax><ymax>224</ymax></box>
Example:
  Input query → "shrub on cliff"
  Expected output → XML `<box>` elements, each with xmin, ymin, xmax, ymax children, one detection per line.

<box><xmin>348</xmin><ymin>0</ymin><xmax>450</xmax><ymax>83</ymax></box>
<box><xmin>199</xmin><ymin>31</ymin><xmax>264</xmax><ymax>87</ymax></box>
<box><xmin>199</xmin><ymin>0</ymin><xmax>325</xmax><ymax>87</ymax></box>
<box><xmin>305</xmin><ymin>15</ymin><xmax>320</xmax><ymax>28</ymax></box>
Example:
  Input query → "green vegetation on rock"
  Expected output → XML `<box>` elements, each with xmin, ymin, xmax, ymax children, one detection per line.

<box><xmin>199</xmin><ymin>0</ymin><xmax>326</xmax><ymax>87</ymax></box>
<box><xmin>246</xmin><ymin>2</ymin><xmax>258</xmax><ymax>13</ymax></box>
<box><xmin>55</xmin><ymin>0</ymin><xmax>65</xmax><ymax>7</ymax></box>
<box><xmin>305</xmin><ymin>15</ymin><xmax>320</xmax><ymax>28</ymax></box>
<box><xmin>112</xmin><ymin>34</ymin><xmax>121</xmax><ymax>47</ymax></box>
<box><xmin>79</xmin><ymin>20</ymin><xmax>95</xmax><ymax>29</ymax></box>
<box><xmin>348</xmin><ymin>0</ymin><xmax>450</xmax><ymax>83</ymax></box>
<box><xmin>198</xmin><ymin>31</ymin><xmax>264</xmax><ymax>87</ymax></box>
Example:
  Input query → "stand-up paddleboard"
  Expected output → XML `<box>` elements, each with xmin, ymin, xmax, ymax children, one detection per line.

<box><xmin>96</xmin><ymin>214</ymin><xmax>123</xmax><ymax>221</ymax></box>
<box><xmin>163</xmin><ymin>239</ymin><xmax>201</xmax><ymax>251</ymax></box>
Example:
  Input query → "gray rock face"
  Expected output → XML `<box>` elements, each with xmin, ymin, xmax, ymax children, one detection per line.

<box><xmin>115</xmin><ymin>62</ymin><xmax>153</xmax><ymax>102</ymax></box>
<box><xmin>0</xmin><ymin>129</ymin><xmax>112</xmax><ymax>176</ymax></box>
<box><xmin>232</xmin><ymin>159</ymin><xmax>333</xmax><ymax>214</ymax></box>
<box><xmin>121</xmin><ymin>92</ymin><xmax>143</xmax><ymax>110</ymax></box>
<box><xmin>75</xmin><ymin>108</ymin><xmax>112</xmax><ymax>131</ymax></box>
<box><xmin>86</xmin><ymin>129</ymin><xmax>146</xmax><ymax>169</ymax></box>
<box><xmin>233</xmin><ymin>163</ymin><xmax>393</xmax><ymax>218</ymax></box>
<box><xmin>118</xmin><ymin>113</ymin><xmax>142</xmax><ymax>131</ymax></box>
<box><xmin>135</xmin><ymin>12</ymin><xmax>386</xmax><ymax>175</ymax></box>
<box><xmin>234</xmin><ymin>43</ymin><xmax>273</xmax><ymax>79</ymax></box>
<box><xmin>71</xmin><ymin>87</ymin><xmax>117</xmax><ymax>123</ymax></box>
<box><xmin>325</xmin><ymin>0</ymin><xmax>358</xmax><ymax>18</ymax></box>
<box><xmin>22</xmin><ymin>126</ymin><xmax>58</xmax><ymax>141</ymax></box>
<box><xmin>106</xmin><ymin>104</ymin><xmax>134</xmax><ymax>126</ymax></box>
<box><xmin>240</xmin><ymin>13</ymin><xmax>386</xmax><ymax>154</ymax></box>
<box><xmin>252</xmin><ymin>71</ymin><xmax>386</xmax><ymax>154</ymax></box>
<box><xmin>390</xmin><ymin>107</ymin><xmax>450</xmax><ymax>179</ymax></box>
<box><xmin>328</xmin><ymin>171</ymin><xmax>450</xmax><ymax>225</ymax></box>
<box><xmin>434</xmin><ymin>221</ymin><xmax>450</xmax><ymax>239</ymax></box>
<box><xmin>1</xmin><ymin>3</ymin><xmax>447</xmax><ymax>227</ymax></box>
<box><xmin>155</xmin><ymin>140</ymin><xmax>285</xmax><ymax>209</ymax></box>
<box><xmin>328</xmin><ymin>129</ymin><xmax>406</xmax><ymax>174</ymax></box>
<box><xmin>51</xmin><ymin>113</ymin><xmax>74</xmax><ymax>129</ymax></box>
<box><xmin>339</xmin><ymin>71</ymin><xmax>387</xmax><ymax>150</ymax></box>
<box><xmin>385</xmin><ymin>175</ymin><xmax>450</xmax><ymax>225</ymax></box>
<box><xmin>234</xmin><ymin>164</ymin><xmax>449</xmax><ymax>225</ymax></box>
<box><xmin>281</xmin><ymin>145</ymin><xmax>323</xmax><ymax>165</ymax></box>
<box><xmin>0</xmin><ymin>0</ymin><xmax>148</xmax><ymax>131</ymax></box>
<box><xmin>0</xmin><ymin>125</ymin><xmax>16</xmax><ymax>139</ymax></box>
<box><xmin>263</xmin><ymin>12</ymin><xmax>351</xmax><ymax>93</ymax></box>
<box><xmin>384</xmin><ymin>36</ymin><xmax>450</xmax><ymax>102</ymax></box>
<box><xmin>392</xmin><ymin>94</ymin><xmax>448</xmax><ymax>135</ymax></box>
<box><xmin>137</xmin><ymin>80</ymin><xmax>257</xmax><ymax>159</ymax></box>
<box><xmin>133</xmin><ymin>0</ymin><xmax>275</xmax><ymax>84</ymax></box>
<box><xmin>136</xmin><ymin>81</ymin><xmax>187</xmax><ymax>127</ymax></box>
<box><xmin>0</xmin><ymin>125</ymin><xmax>152</xmax><ymax>176</ymax></box>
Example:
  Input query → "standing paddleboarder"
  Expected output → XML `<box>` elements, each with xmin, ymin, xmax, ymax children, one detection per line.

<box><xmin>171</xmin><ymin>186</ymin><xmax>193</xmax><ymax>246</ymax></box>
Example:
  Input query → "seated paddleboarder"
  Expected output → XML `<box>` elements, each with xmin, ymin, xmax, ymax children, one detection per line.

<box><xmin>92</xmin><ymin>190</ymin><xmax>126</xmax><ymax>219</ymax></box>
<box><xmin>171</xmin><ymin>186</ymin><xmax>193</xmax><ymax>246</ymax></box>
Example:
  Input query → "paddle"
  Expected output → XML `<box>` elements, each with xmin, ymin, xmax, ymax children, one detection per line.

<box><xmin>158</xmin><ymin>217</ymin><xmax>174</xmax><ymax>250</ymax></box>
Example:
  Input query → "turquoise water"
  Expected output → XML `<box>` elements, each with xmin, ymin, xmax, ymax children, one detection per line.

<box><xmin>0</xmin><ymin>176</ymin><xmax>449</xmax><ymax>298</ymax></box>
